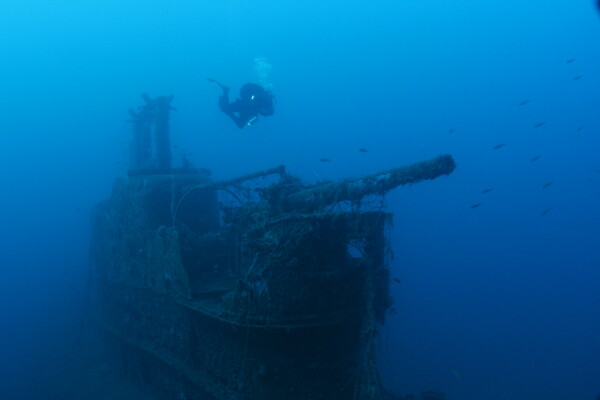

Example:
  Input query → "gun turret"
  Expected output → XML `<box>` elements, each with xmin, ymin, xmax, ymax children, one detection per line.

<box><xmin>172</xmin><ymin>154</ymin><xmax>456</xmax><ymax>224</ymax></box>
<box><xmin>280</xmin><ymin>154</ymin><xmax>455</xmax><ymax>212</ymax></box>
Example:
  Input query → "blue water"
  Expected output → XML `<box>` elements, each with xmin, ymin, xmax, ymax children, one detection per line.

<box><xmin>0</xmin><ymin>1</ymin><xmax>598</xmax><ymax>399</ymax></box>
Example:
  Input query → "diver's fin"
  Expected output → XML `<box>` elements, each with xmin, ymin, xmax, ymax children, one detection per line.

<box><xmin>207</xmin><ymin>78</ymin><xmax>229</xmax><ymax>92</ymax></box>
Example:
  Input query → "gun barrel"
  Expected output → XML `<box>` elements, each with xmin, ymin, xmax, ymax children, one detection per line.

<box><xmin>283</xmin><ymin>154</ymin><xmax>455</xmax><ymax>211</ymax></box>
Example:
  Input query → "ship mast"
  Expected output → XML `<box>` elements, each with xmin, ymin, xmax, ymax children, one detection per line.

<box><xmin>128</xmin><ymin>93</ymin><xmax>174</xmax><ymax>174</ymax></box>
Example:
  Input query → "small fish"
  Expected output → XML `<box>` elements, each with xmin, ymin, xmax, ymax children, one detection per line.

<box><xmin>358</xmin><ymin>148</ymin><xmax>368</xmax><ymax>153</ymax></box>
<box><xmin>481</xmin><ymin>188</ymin><xmax>492</xmax><ymax>194</ymax></box>
<box><xmin>319</xmin><ymin>158</ymin><xmax>331</xmax><ymax>162</ymax></box>
<box><xmin>393</xmin><ymin>278</ymin><xmax>401</xmax><ymax>284</ymax></box>
<box><xmin>493</xmin><ymin>144</ymin><xmax>506</xmax><ymax>150</ymax></box>
<box><xmin>540</xmin><ymin>208</ymin><xmax>552</xmax><ymax>216</ymax></box>
<box><xmin>542</xmin><ymin>182</ymin><xmax>553</xmax><ymax>189</ymax></box>
<box><xmin>449</xmin><ymin>368</ymin><xmax>463</xmax><ymax>379</ymax></box>
<box><xmin>534</xmin><ymin>122</ymin><xmax>546</xmax><ymax>128</ymax></box>
<box><xmin>577</xmin><ymin>126</ymin><xmax>583</xmax><ymax>132</ymax></box>
<box><xmin>448</xmin><ymin>128</ymin><xmax>456</xmax><ymax>134</ymax></box>
<box><xmin>585</xmin><ymin>178</ymin><xmax>593</xmax><ymax>183</ymax></box>
<box><xmin>470</xmin><ymin>203</ymin><xmax>482</xmax><ymax>209</ymax></box>
<box><xmin>573</xmin><ymin>75</ymin><xmax>583</xmax><ymax>81</ymax></box>
<box><xmin>566</xmin><ymin>58</ymin><xmax>576</xmax><ymax>63</ymax></box>
<box><xmin>530</xmin><ymin>155</ymin><xmax>542</xmax><ymax>162</ymax></box>
<box><xmin>595</xmin><ymin>169</ymin><xmax>600</xmax><ymax>174</ymax></box>
<box><xmin>518</xmin><ymin>100</ymin><xmax>530</xmax><ymax>106</ymax></box>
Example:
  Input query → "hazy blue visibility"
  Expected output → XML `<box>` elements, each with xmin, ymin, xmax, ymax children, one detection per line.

<box><xmin>0</xmin><ymin>1</ymin><xmax>598</xmax><ymax>399</ymax></box>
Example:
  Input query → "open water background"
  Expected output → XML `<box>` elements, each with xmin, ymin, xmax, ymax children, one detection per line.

<box><xmin>0</xmin><ymin>1</ymin><xmax>598</xmax><ymax>399</ymax></box>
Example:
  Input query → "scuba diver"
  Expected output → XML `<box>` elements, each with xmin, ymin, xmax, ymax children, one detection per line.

<box><xmin>208</xmin><ymin>78</ymin><xmax>274</xmax><ymax>129</ymax></box>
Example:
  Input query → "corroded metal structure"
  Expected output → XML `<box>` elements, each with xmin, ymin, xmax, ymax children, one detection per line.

<box><xmin>91</xmin><ymin>96</ymin><xmax>455</xmax><ymax>400</ymax></box>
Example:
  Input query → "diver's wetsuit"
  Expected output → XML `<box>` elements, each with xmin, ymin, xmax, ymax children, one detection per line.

<box><xmin>211</xmin><ymin>80</ymin><xmax>274</xmax><ymax>129</ymax></box>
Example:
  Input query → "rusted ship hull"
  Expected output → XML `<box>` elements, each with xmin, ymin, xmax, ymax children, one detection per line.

<box><xmin>91</xmin><ymin>94</ymin><xmax>454</xmax><ymax>399</ymax></box>
<box><xmin>91</xmin><ymin>171</ymin><xmax>394</xmax><ymax>400</ymax></box>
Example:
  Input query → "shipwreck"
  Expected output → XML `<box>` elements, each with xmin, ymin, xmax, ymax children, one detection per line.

<box><xmin>90</xmin><ymin>94</ymin><xmax>456</xmax><ymax>400</ymax></box>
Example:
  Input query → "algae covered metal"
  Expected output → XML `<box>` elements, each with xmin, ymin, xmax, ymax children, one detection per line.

<box><xmin>90</xmin><ymin>95</ymin><xmax>455</xmax><ymax>400</ymax></box>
